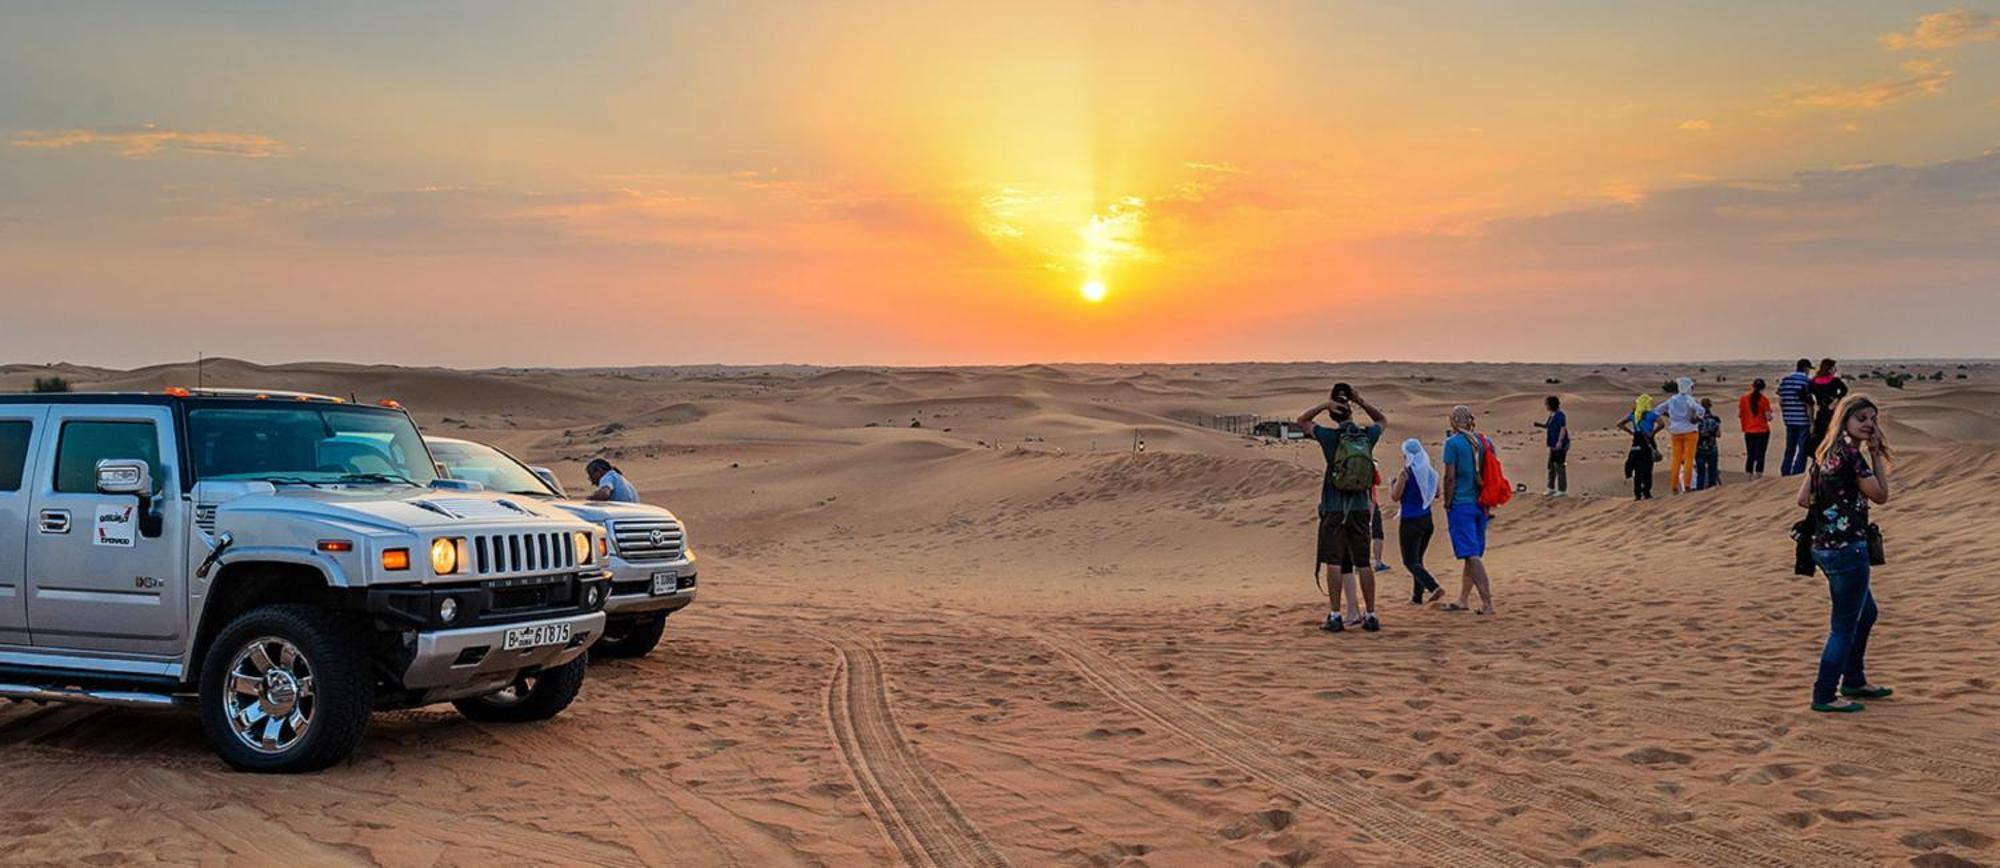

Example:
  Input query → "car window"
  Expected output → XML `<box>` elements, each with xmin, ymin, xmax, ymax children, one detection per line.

<box><xmin>0</xmin><ymin>420</ymin><xmax>30</xmax><ymax>492</ymax></box>
<box><xmin>54</xmin><ymin>421</ymin><xmax>162</xmax><ymax>494</ymax></box>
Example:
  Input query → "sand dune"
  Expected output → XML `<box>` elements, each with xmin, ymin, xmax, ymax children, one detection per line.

<box><xmin>2</xmin><ymin>358</ymin><xmax>1996</xmax><ymax>866</ymax></box>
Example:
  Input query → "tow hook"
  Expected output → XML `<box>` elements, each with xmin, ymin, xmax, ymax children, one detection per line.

<box><xmin>196</xmin><ymin>531</ymin><xmax>235</xmax><ymax>579</ymax></box>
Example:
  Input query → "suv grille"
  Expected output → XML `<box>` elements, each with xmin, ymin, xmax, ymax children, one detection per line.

<box><xmin>471</xmin><ymin>531</ymin><xmax>578</xmax><ymax>576</ymax></box>
<box><xmin>610</xmin><ymin>519</ymin><xmax>684</xmax><ymax>561</ymax></box>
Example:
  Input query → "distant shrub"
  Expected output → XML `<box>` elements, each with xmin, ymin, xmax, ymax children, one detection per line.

<box><xmin>1883</xmin><ymin>373</ymin><xmax>1908</xmax><ymax>389</ymax></box>
<box><xmin>31</xmin><ymin>376</ymin><xmax>70</xmax><ymax>393</ymax></box>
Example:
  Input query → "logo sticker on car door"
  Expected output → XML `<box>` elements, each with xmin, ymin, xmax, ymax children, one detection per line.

<box><xmin>95</xmin><ymin>504</ymin><xmax>136</xmax><ymax>547</ymax></box>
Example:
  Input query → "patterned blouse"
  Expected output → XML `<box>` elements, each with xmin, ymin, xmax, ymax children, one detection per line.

<box><xmin>1811</xmin><ymin>444</ymin><xmax>1873</xmax><ymax>550</ymax></box>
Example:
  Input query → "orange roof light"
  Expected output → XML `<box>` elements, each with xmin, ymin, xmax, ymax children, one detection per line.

<box><xmin>254</xmin><ymin>393</ymin><xmax>270</xmax><ymax>400</ymax></box>
<box><xmin>379</xmin><ymin>399</ymin><xmax>403</xmax><ymax>410</ymax></box>
<box><xmin>163</xmin><ymin>387</ymin><xmax>191</xmax><ymax>397</ymax></box>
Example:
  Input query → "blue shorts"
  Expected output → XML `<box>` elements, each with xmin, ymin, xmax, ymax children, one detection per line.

<box><xmin>1447</xmin><ymin>502</ymin><xmax>1488</xmax><ymax>559</ymax></box>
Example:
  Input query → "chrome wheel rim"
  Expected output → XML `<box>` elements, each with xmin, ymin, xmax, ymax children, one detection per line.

<box><xmin>223</xmin><ymin>636</ymin><xmax>316</xmax><ymax>754</ymax></box>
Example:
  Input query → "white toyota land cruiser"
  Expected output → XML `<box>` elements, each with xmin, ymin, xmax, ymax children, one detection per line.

<box><xmin>0</xmin><ymin>389</ymin><xmax>610</xmax><ymax>772</ymax></box>
<box><xmin>425</xmin><ymin>436</ymin><xmax>696</xmax><ymax>659</ymax></box>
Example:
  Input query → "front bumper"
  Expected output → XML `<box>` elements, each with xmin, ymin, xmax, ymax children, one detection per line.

<box><xmin>401</xmin><ymin>610</ymin><xmax>605</xmax><ymax>690</ymax></box>
<box><xmin>602</xmin><ymin>553</ymin><xmax>698</xmax><ymax>619</ymax></box>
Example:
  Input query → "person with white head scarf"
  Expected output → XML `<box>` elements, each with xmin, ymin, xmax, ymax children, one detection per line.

<box><xmin>1659</xmin><ymin>376</ymin><xmax>1704</xmax><ymax>494</ymax></box>
<box><xmin>1387</xmin><ymin>437</ymin><xmax>1444</xmax><ymax>603</ymax></box>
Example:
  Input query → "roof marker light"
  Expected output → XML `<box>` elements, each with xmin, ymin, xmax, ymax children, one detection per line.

<box><xmin>163</xmin><ymin>387</ymin><xmax>192</xmax><ymax>397</ymax></box>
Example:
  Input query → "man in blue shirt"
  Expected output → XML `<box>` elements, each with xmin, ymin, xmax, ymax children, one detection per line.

<box><xmin>1777</xmin><ymin>358</ymin><xmax>1814</xmax><ymax>476</ymax></box>
<box><xmin>1297</xmin><ymin>385</ymin><xmax>1388</xmax><ymax>633</ymax></box>
<box><xmin>1439</xmin><ymin>405</ymin><xmax>1496</xmax><ymax>615</ymax></box>
<box><xmin>585</xmin><ymin>458</ymin><xmax>641</xmax><ymax>503</ymax></box>
<box><xmin>1533</xmin><ymin>395</ymin><xmax>1570</xmax><ymax>496</ymax></box>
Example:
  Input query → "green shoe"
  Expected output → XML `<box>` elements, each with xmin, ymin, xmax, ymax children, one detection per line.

<box><xmin>1841</xmin><ymin>685</ymin><xmax>1893</xmax><ymax>699</ymax></box>
<box><xmin>1812</xmin><ymin>700</ymin><xmax>1866</xmax><ymax>713</ymax></box>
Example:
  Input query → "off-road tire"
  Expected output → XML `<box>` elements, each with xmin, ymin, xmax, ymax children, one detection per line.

<box><xmin>452</xmin><ymin>654</ymin><xmax>588</xmax><ymax>722</ymax></box>
<box><xmin>197</xmin><ymin>604</ymin><xmax>374</xmax><ymax>774</ymax></box>
<box><xmin>592</xmin><ymin>615</ymin><xmax>667</xmax><ymax>659</ymax></box>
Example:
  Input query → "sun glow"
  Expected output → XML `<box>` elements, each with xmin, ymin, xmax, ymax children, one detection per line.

<box><xmin>1081</xmin><ymin>279</ymin><xmax>1108</xmax><ymax>303</ymax></box>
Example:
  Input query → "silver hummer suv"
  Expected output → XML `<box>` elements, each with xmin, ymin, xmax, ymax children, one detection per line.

<box><xmin>425</xmin><ymin>437</ymin><xmax>696</xmax><ymax>659</ymax></box>
<box><xmin>0</xmin><ymin>389</ymin><xmax>610</xmax><ymax>773</ymax></box>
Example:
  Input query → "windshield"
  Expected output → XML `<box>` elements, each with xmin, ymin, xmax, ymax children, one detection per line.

<box><xmin>428</xmin><ymin>440</ymin><xmax>559</xmax><ymax>497</ymax></box>
<box><xmin>188</xmin><ymin>405</ymin><xmax>439</xmax><ymax>486</ymax></box>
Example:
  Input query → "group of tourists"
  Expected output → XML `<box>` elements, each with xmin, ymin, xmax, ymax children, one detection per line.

<box><xmin>1299</xmin><ymin>385</ymin><xmax>1498</xmax><ymax>635</ymax></box>
<box><xmin>1297</xmin><ymin>360</ymin><xmax>1896</xmax><ymax>715</ymax></box>
<box><xmin>1612</xmin><ymin>358</ymin><xmax>1850</xmax><ymax>501</ymax></box>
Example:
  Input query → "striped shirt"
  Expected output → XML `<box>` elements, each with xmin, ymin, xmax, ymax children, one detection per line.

<box><xmin>1778</xmin><ymin>371</ymin><xmax>1810</xmax><ymax>426</ymax></box>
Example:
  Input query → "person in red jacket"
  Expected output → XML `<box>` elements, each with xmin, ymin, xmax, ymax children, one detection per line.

<box><xmin>1739</xmin><ymin>378</ymin><xmax>1774</xmax><ymax>479</ymax></box>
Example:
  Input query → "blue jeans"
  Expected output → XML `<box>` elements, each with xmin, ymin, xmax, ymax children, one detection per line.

<box><xmin>1781</xmin><ymin>423</ymin><xmax>1812</xmax><ymax>476</ymax></box>
<box><xmin>1811</xmin><ymin>541</ymin><xmax>1877</xmax><ymax>706</ymax></box>
<box><xmin>1694</xmin><ymin>452</ymin><xmax>1718</xmax><ymax>489</ymax></box>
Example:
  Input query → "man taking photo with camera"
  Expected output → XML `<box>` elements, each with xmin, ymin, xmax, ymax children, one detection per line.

<box><xmin>1298</xmin><ymin>383</ymin><xmax>1388</xmax><ymax>633</ymax></box>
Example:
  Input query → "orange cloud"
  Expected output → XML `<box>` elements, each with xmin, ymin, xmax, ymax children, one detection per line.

<box><xmin>1881</xmin><ymin>8</ymin><xmax>2000</xmax><ymax>50</ymax></box>
<box><xmin>8</xmin><ymin>123</ymin><xmax>291</xmax><ymax>158</ymax></box>
<box><xmin>1789</xmin><ymin>60</ymin><xmax>1952</xmax><ymax>108</ymax></box>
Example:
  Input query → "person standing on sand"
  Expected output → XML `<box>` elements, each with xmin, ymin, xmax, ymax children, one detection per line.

<box><xmin>1740</xmin><ymin>378</ymin><xmax>1774</xmax><ymax>480</ymax></box>
<box><xmin>1298</xmin><ymin>385</ymin><xmax>1388</xmax><ymax>634</ymax></box>
<box><xmin>1370</xmin><ymin>485</ymin><xmax>1392</xmax><ymax>574</ymax></box>
<box><xmin>1388</xmin><ymin>438</ymin><xmax>1443</xmax><ymax>604</ymax></box>
<box><xmin>1438</xmin><ymin>406</ymin><xmax>1495</xmax><ymax>615</ymax></box>
<box><xmin>1533</xmin><ymin>395</ymin><xmax>1570</xmax><ymax>496</ymax></box>
<box><xmin>1797</xmin><ymin>394</ymin><xmax>1893</xmax><ymax>713</ymax></box>
<box><xmin>1778</xmin><ymin>359</ymin><xmax>1814</xmax><ymax>476</ymax></box>
<box><xmin>1618</xmin><ymin>394</ymin><xmax>1660</xmax><ymax>500</ymax></box>
<box><xmin>1807</xmin><ymin>359</ymin><xmax>1849</xmax><ymax>451</ymax></box>
<box><xmin>1658</xmin><ymin>377</ymin><xmax>1702</xmax><ymax>494</ymax></box>
<box><xmin>1694</xmin><ymin>397</ymin><xmax>1722</xmax><ymax>490</ymax></box>
<box><xmin>584</xmin><ymin>458</ymin><xmax>640</xmax><ymax>503</ymax></box>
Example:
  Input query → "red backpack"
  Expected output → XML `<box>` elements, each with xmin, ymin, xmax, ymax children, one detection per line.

<box><xmin>1473</xmin><ymin>433</ymin><xmax>1512</xmax><ymax>509</ymax></box>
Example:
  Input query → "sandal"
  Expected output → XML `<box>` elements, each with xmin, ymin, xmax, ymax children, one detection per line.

<box><xmin>1440</xmin><ymin>602</ymin><xmax>1471</xmax><ymax>612</ymax></box>
<box><xmin>1840</xmin><ymin>685</ymin><xmax>1893</xmax><ymax>699</ymax></box>
<box><xmin>1811</xmin><ymin>699</ymin><xmax>1866</xmax><ymax>713</ymax></box>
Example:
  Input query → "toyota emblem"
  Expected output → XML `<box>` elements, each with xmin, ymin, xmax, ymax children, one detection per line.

<box><xmin>648</xmin><ymin>529</ymin><xmax>668</xmax><ymax>547</ymax></box>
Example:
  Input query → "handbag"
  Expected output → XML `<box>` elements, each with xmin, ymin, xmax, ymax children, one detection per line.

<box><xmin>1866</xmin><ymin>523</ymin><xmax>1886</xmax><ymax>566</ymax></box>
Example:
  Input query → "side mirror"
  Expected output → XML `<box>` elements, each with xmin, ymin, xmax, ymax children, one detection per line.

<box><xmin>530</xmin><ymin>467</ymin><xmax>566</xmax><ymax>497</ymax></box>
<box><xmin>95</xmin><ymin>459</ymin><xmax>163</xmax><ymax>538</ymax></box>
<box><xmin>95</xmin><ymin>459</ymin><xmax>153</xmax><ymax>496</ymax></box>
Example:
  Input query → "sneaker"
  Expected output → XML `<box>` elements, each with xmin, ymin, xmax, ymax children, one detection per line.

<box><xmin>1320</xmin><ymin>615</ymin><xmax>1346</xmax><ymax>633</ymax></box>
<box><xmin>1362</xmin><ymin>614</ymin><xmax>1381</xmax><ymax>632</ymax></box>
<box><xmin>1811</xmin><ymin>699</ymin><xmax>1865</xmax><ymax>713</ymax></box>
<box><xmin>1374</xmin><ymin>562</ymin><xmax>1393</xmax><ymax>573</ymax></box>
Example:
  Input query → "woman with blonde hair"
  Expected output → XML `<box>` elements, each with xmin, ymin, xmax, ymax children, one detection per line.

<box><xmin>1796</xmin><ymin>394</ymin><xmax>1893</xmax><ymax>713</ymax></box>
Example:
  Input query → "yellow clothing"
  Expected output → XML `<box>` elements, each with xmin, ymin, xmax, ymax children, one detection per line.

<box><xmin>1670</xmin><ymin>431</ymin><xmax>1698</xmax><ymax>492</ymax></box>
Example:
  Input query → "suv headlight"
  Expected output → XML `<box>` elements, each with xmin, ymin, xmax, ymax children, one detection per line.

<box><xmin>431</xmin><ymin>537</ymin><xmax>463</xmax><ymax>575</ymax></box>
<box><xmin>574</xmin><ymin>530</ymin><xmax>595</xmax><ymax>565</ymax></box>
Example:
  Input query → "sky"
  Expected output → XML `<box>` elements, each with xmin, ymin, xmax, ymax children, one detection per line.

<box><xmin>2</xmin><ymin>0</ymin><xmax>1998</xmax><ymax>368</ymax></box>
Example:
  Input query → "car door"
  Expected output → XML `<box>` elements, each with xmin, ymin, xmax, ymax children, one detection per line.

<box><xmin>24</xmin><ymin>404</ymin><xmax>187</xmax><ymax>657</ymax></box>
<box><xmin>0</xmin><ymin>407</ymin><xmax>46</xmax><ymax>646</ymax></box>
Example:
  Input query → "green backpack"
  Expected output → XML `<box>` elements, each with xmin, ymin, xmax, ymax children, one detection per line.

<box><xmin>1329</xmin><ymin>427</ymin><xmax>1376</xmax><ymax>494</ymax></box>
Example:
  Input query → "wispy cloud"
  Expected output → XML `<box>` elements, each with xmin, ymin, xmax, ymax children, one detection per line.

<box><xmin>1881</xmin><ymin>8</ymin><xmax>2000</xmax><ymax>50</ymax></box>
<box><xmin>8</xmin><ymin>123</ymin><xmax>291</xmax><ymax>158</ymax></box>
<box><xmin>1789</xmin><ymin>59</ymin><xmax>1952</xmax><ymax>108</ymax></box>
<box><xmin>1677</xmin><ymin>119</ymin><xmax>1713</xmax><ymax>132</ymax></box>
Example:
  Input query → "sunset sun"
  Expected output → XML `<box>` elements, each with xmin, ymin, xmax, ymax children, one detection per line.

<box><xmin>1081</xmin><ymin>279</ymin><xmax>1107</xmax><ymax>303</ymax></box>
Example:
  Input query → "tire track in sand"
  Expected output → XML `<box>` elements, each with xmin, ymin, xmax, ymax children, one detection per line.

<box><xmin>1032</xmin><ymin>631</ymin><xmax>1541</xmax><ymax>867</ymax></box>
<box><xmin>821</xmin><ymin>633</ymin><xmax>1011</xmax><ymax>868</ymax></box>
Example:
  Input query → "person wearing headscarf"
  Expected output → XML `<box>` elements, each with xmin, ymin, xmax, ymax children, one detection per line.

<box><xmin>1658</xmin><ymin>376</ymin><xmax>1703</xmax><ymax>494</ymax></box>
<box><xmin>1438</xmin><ymin>406</ymin><xmax>1496</xmax><ymax>615</ymax></box>
<box><xmin>1617</xmin><ymin>394</ymin><xmax>1661</xmax><ymax>500</ymax></box>
<box><xmin>1387</xmin><ymin>437</ymin><xmax>1444</xmax><ymax>604</ymax></box>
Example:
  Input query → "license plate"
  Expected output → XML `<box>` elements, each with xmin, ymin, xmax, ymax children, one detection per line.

<box><xmin>503</xmin><ymin>623</ymin><xmax>570</xmax><ymax>651</ymax></box>
<box><xmin>651</xmin><ymin>571</ymin><xmax>678</xmax><ymax>595</ymax></box>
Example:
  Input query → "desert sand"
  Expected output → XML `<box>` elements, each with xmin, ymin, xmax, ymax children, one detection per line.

<box><xmin>1</xmin><ymin>358</ymin><xmax>1996</xmax><ymax>867</ymax></box>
